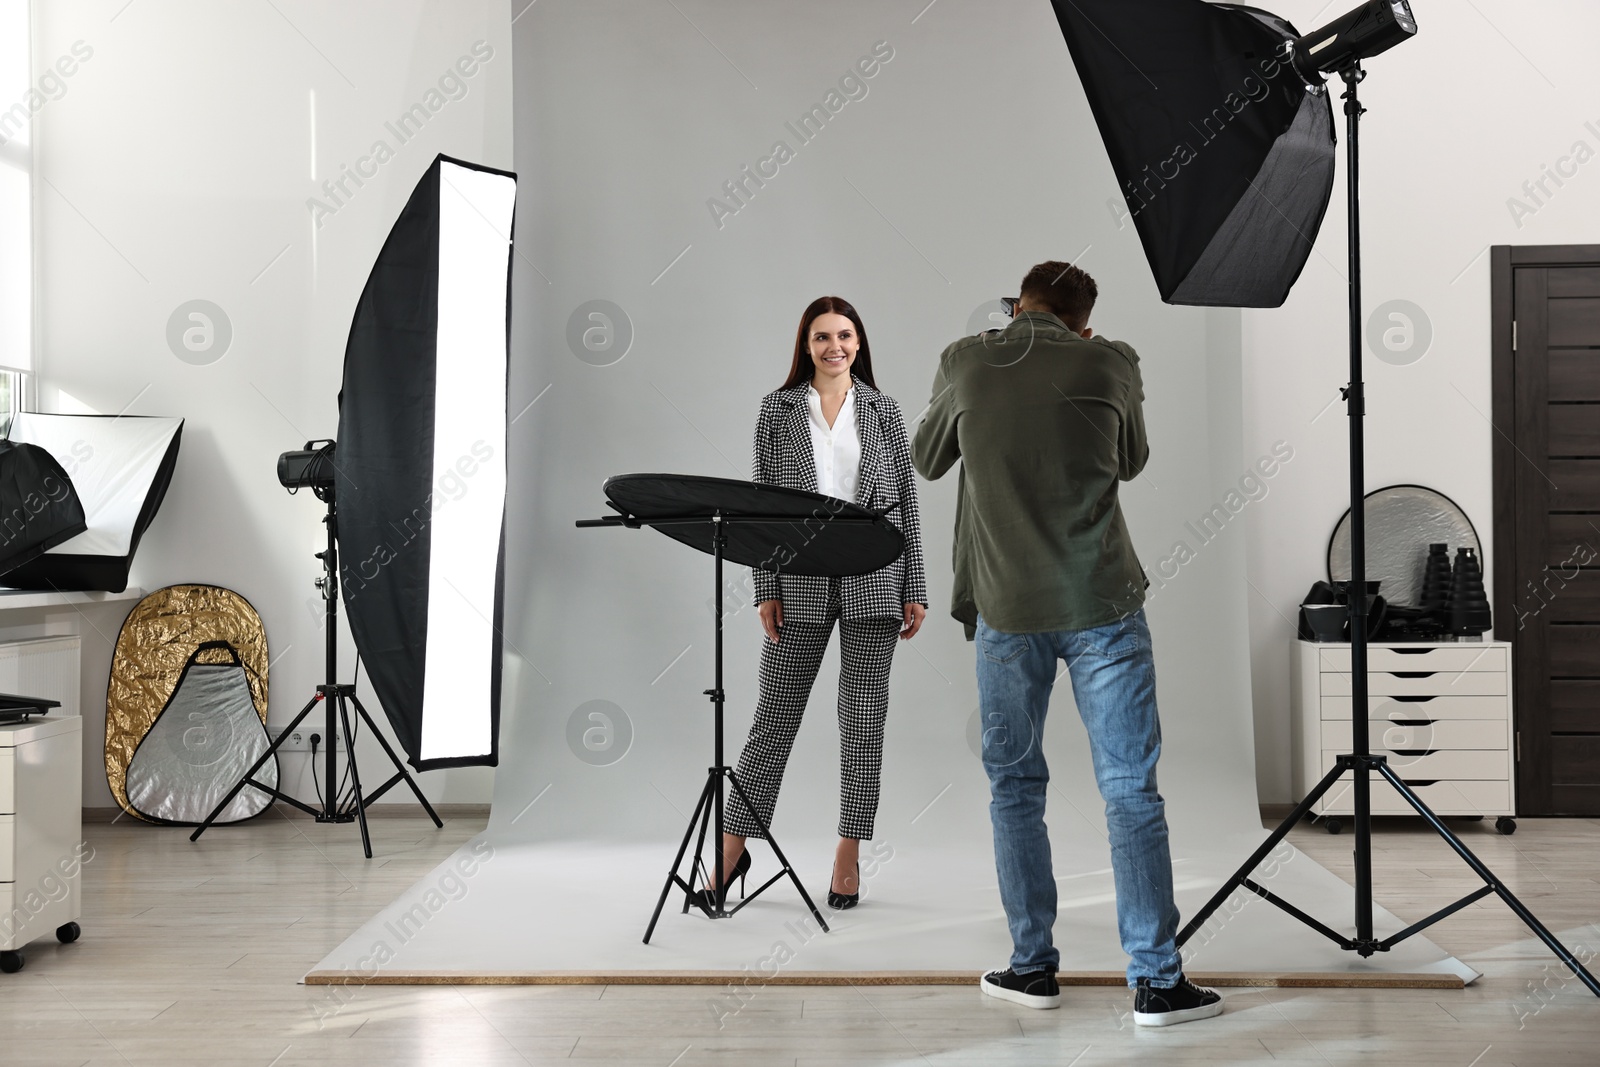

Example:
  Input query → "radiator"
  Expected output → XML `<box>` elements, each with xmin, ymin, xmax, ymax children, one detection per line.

<box><xmin>0</xmin><ymin>638</ymin><xmax>81</xmax><ymax>715</ymax></box>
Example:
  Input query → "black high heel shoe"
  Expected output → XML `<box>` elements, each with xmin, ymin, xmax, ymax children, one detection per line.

<box><xmin>828</xmin><ymin>862</ymin><xmax>859</xmax><ymax>910</ymax></box>
<box><xmin>688</xmin><ymin>848</ymin><xmax>751</xmax><ymax>913</ymax></box>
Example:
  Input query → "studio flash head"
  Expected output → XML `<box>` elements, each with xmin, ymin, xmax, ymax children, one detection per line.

<box><xmin>277</xmin><ymin>439</ymin><xmax>337</xmax><ymax>494</ymax></box>
<box><xmin>1291</xmin><ymin>0</ymin><xmax>1417</xmax><ymax>80</ymax></box>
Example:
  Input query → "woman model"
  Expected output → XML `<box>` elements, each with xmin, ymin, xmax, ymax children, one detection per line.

<box><xmin>703</xmin><ymin>295</ymin><xmax>927</xmax><ymax>911</ymax></box>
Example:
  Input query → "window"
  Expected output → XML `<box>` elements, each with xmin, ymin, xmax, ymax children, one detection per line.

<box><xmin>0</xmin><ymin>0</ymin><xmax>33</xmax><ymax>432</ymax></box>
<box><xmin>0</xmin><ymin>370</ymin><xmax>17</xmax><ymax>437</ymax></box>
<box><xmin>1</xmin><ymin>0</ymin><xmax>33</xmax><ymax>435</ymax></box>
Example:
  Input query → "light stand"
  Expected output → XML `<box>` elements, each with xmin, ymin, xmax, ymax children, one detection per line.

<box><xmin>578</xmin><ymin>472</ymin><xmax>909</xmax><ymax>943</ymax></box>
<box><xmin>577</xmin><ymin>504</ymin><xmax>832</xmax><ymax>943</ymax></box>
<box><xmin>640</xmin><ymin>513</ymin><xmax>828</xmax><ymax>942</ymax></box>
<box><xmin>191</xmin><ymin>492</ymin><xmax>443</xmax><ymax>858</ymax></box>
<box><xmin>1175</xmin><ymin>64</ymin><xmax>1600</xmax><ymax>996</ymax></box>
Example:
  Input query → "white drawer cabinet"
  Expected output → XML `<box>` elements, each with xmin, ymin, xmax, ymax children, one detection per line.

<box><xmin>1290</xmin><ymin>640</ymin><xmax>1516</xmax><ymax>834</ymax></box>
<box><xmin>0</xmin><ymin>714</ymin><xmax>84</xmax><ymax>972</ymax></box>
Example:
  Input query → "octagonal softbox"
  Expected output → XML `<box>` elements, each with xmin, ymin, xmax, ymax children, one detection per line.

<box><xmin>335</xmin><ymin>154</ymin><xmax>515</xmax><ymax>770</ymax></box>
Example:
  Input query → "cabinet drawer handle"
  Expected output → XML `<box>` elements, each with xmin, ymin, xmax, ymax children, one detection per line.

<box><xmin>1390</xmin><ymin>749</ymin><xmax>1436</xmax><ymax>757</ymax></box>
<box><xmin>1386</xmin><ymin>718</ymin><xmax>1434</xmax><ymax>727</ymax></box>
<box><xmin>1392</xmin><ymin>671</ymin><xmax>1437</xmax><ymax>679</ymax></box>
<box><xmin>1403</xmin><ymin>779</ymin><xmax>1438</xmax><ymax>787</ymax></box>
<box><xmin>1390</xmin><ymin>647</ymin><xmax>1435</xmax><ymax>655</ymax></box>
<box><xmin>1388</xmin><ymin>695</ymin><xmax>1436</xmax><ymax>702</ymax></box>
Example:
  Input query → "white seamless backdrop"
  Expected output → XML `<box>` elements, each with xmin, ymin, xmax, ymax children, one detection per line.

<box><xmin>496</xmin><ymin>0</ymin><xmax>1260</xmax><ymax>851</ymax></box>
<box><xmin>311</xmin><ymin>0</ymin><xmax>1470</xmax><ymax>984</ymax></box>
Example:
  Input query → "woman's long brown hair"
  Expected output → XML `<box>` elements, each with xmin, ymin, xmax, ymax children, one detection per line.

<box><xmin>780</xmin><ymin>295</ymin><xmax>877</xmax><ymax>390</ymax></box>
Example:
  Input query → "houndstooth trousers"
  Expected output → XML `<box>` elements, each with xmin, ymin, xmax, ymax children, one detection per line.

<box><xmin>724</xmin><ymin>579</ymin><xmax>901</xmax><ymax>842</ymax></box>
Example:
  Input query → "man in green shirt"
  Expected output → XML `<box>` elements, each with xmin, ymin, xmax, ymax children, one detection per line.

<box><xmin>912</xmin><ymin>261</ymin><xmax>1222</xmax><ymax>1026</ymax></box>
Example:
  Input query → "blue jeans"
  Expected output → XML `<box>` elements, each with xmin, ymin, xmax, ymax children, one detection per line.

<box><xmin>975</xmin><ymin>610</ymin><xmax>1182</xmax><ymax>988</ymax></box>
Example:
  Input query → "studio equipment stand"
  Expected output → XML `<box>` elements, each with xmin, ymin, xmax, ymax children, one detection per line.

<box><xmin>191</xmin><ymin>492</ymin><xmax>442</xmax><ymax>859</ymax></box>
<box><xmin>578</xmin><ymin>473</ymin><xmax>907</xmax><ymax>943</ymax></box>
<box><xmin>1176</xmin><ymin>65</ymin><xmax>1600</xmax><ymax>995</ymax></box>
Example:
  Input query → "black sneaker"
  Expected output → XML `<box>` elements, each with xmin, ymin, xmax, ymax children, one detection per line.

<box><xmin>979</xmin><ymin>967</ymin><xmax>1061</xmax><ymax>1009</ymax></box>
<box><xmin>1133</xmin><ymin>975</ymin><xmax>1223</xmax><ymax>1027</ymax></box>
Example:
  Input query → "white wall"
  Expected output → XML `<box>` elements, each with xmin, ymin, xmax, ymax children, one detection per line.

<box><xmin>1240</xmin><ymin>0</ymin><xmax>1600</xmax><ymax>802</ymax></box>
<box><xmin>37</xmin><ymin>0</ymin><xmax>1597</xmax><ymax>812</ymax></box>
<box><xmin>31</xmin><ymin>0</ymin><xmax>512</xmax><ymax>808</ymax></box>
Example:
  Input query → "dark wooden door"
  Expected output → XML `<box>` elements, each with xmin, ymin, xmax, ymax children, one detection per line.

<box><xmin>1493</xmin><ymin>245</ymin><xmax>1600</xmax><ymax>815</ymax></box>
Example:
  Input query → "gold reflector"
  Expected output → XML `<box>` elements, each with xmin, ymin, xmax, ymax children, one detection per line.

<box><xmin>106</xmin><ymin>585</ymin><xmax>269</xmax><ymax>821</ymax></box>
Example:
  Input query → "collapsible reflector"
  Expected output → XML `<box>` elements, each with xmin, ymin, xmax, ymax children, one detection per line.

<box><xmin>336</xmin><ymin>154</ymin><xmax>515</xmax><ymax>770</ymax></box>
<box><xmin>125</xmin><ymin>641</ymin><xmax>277</xmax><ymax>824</ymax></box>
<box><xmin>1050</xmin><ymin>0</ymin><xmax>1336</xmax><ymax>307</ymax></box>
<box><xmin>3</xmin><ymin>413</ymin><xmax>183</xmax><ymax>592</ymax></box>
<box><xmin>106</xmin><ymin>585</ymin><xmax>273</xmax><ymax>824</ymax></box>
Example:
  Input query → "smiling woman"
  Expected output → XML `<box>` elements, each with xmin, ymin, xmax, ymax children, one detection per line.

<box><xmin>692</xmin><ymin>294</ymin><xmax>929</xmax><ymax>912</ymax></box>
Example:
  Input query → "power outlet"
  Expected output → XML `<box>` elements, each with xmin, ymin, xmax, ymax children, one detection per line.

<box><xmin>270</xmin><ymin>727</ymin><xmax>344</xmax><ymax>752</ymax></box>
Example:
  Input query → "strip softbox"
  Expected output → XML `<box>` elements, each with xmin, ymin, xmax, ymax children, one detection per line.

<box><xmin>335</xmin><ymin>154</ymin><xmax>515</xmax><ymax>770</ymax></box>
<box><xmin>1050</xmin><ymin>0</ymin><xmax>1336</xmax><ymax>307</ymax></box>
<box><xmin>3</xmin><ymin>413</ymin><xmax>183</xmax><ymax>592</ymax></box>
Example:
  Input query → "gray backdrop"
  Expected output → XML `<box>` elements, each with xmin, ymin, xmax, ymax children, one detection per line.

<box><xmin>495</xmin><ymin>0</ymin><xmax>1261</xmax><ymax>852</ymax></box>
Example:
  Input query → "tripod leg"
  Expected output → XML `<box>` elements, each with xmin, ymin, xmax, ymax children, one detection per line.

<box><xmin>726</xmin><ymin>769</ymin><xmax>829</xmax><ymax>933</ymax></box>
<box><xmin>1175</xmin><ymin>760</ymin><xmax>1346</xmax><ymax>947</ymax></box>
<box><xmin>350</xmin><ymin>693</ymin><xmax>443</xmax><ymax>828</ymax></box>
<box><xmin>645</xmin><ymin>774</ymin><xmax>718</xmax><ymax>944</ymax></box>
<box><xmin>1375</xmin><ymin>763</ymin><xmax>1600</xmax><ymax>997</ymax></box>
<box><xmin>335</xmin><ymin>693</ymin><xmax>373</xmax><ymax>859</ymax></box>
<box><xmin>191</xmin><ymin>693</ymin><xmax>321</xmax><ymax>841</ymax></box>
<box><xmin>683</xmin><ymin>775</ymin><xmax>717</xmax><ymax>915</ymax></box>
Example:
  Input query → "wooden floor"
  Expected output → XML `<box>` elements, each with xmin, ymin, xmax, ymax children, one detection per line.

<box><xmin>2</xmin><ymin>811</ymin><xmax>1597</xmax><ymax>1066</ymax></box>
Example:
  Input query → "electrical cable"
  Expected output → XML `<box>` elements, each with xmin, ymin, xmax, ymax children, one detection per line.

<box><xmin>334</xmin><ymin>651</ymin><xmax>364</xmax><ymax>815</ymax></box>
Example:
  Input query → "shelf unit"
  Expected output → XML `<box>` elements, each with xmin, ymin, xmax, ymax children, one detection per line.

<box><xmin>0</xmin><ymin>713</ymin><xmax>84</xmax><ymax>971</ymax></box>
<box><xmin>1290</xmin><ymin>639</ymin><xmax>1516</xmax><ymax>834</ymax></box>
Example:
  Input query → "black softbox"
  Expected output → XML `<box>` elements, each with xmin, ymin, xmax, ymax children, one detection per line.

<box><xmin>335</xmin><ymin>154</ymin><xmax>515</xmax><ymax>771</ymax></box>
<box><xmin>0</xmin><ymin>440</ymin><xmax>87</xmax><ymax>576</ymax></box>
<box><xmin>3</xmin><ymin>413</ymin><xmax>182</xmax><ymax>592</ymax></box>
<box><xmin>1050</xmin><ymin>0</ymin><xmax>1336</xmax><ymax>307</ymax></box>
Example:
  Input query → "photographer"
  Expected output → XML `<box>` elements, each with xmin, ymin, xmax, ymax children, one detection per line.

<box><xmin>911</xmin><ymin>261</ymin><xmax>1221</xmax><ymax>1026</ymax></box>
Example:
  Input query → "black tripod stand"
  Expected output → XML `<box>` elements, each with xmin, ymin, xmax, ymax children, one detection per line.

<box><xmin>579</xmin><ymin>472</ymin><xmax>907</xmax><ymax>943</ymax></box>
<box><xmin>191</xmin><ymin>493</ymin><xmax>442</xmax><ymax>858</ymax></box>
<box><xmin>1176</xmin><ymin>65</ymin><xmax>1600</xmax><ymax>995</ymax></box>
<box><xmin>640</xmin><ymin>513</ymin><xmax>826</xmax><ymax>942</ymax></box>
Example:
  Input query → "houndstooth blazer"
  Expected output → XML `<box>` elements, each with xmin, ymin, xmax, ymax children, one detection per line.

<box><xmin>750</xmin><ymin>375</ymin><xmax>928</xmax><ymax>623</ymax></box>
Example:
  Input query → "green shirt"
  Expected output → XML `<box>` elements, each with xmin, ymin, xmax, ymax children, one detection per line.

<box><xmin>911</xmin><ymin>311</ymin><xmax>1148</xmax><ymax>639</ymax></box>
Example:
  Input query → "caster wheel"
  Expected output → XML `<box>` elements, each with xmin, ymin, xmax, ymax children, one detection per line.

<box><xmin>56</xmin><ymin>922</ymin><xmax>80</xmax><ymax>944</ymax></box>
<box><xmin>0</xmin><ymin>950</ymin><xmax>22</xmax><ymax>973</ymax></box>
<box><xmin>1326</xmin><ymin>819</ymin><xmax>1344</xmax><ymax>835</ymax></box>
<box><xmin>1496</xmin><ymin>816</ymin><xmax>1517</xmax><ymax>835</ymax></box>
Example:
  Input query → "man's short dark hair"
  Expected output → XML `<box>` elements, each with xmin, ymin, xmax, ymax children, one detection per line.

<box><xmin>1019</xmin><ymin>261</ymin><xmax>1098</xmax><ymax>332</ymax></box>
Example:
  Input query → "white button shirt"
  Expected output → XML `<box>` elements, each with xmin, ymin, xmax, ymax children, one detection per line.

<box><xmin>805</xmin><ymin>382</ymin><xmax>862</xmax><ymax>503</ymax></box>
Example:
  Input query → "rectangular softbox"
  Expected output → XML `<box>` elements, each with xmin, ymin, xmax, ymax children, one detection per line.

<box><xmin>336</xmin><ymin>154</ymin><xmax>515</xmax><ymax>770</ymax></box>
<box><xmin>3</xmin><ymin>413</ymin><xmax>183</xmax><ymax>592</ymax></box>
